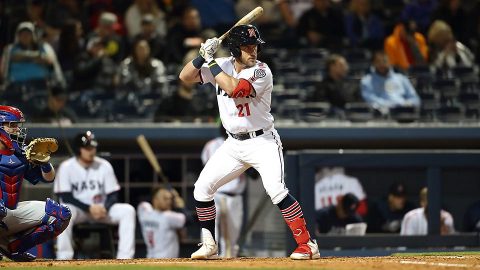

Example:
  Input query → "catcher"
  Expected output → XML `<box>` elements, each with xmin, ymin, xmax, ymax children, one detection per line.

<box><xmin>0</xmin><ymin>105</ymin><xmax>71</xmax><ymax>261</ymax></box>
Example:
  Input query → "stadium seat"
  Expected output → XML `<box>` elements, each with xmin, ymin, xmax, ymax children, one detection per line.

<box><xmin>300</xmin><ymin>102</ymin><xmax>331</xmax><ymax>122</ymax></box>
<box><xmin>276</xmin><ymin>99</ymin><xmax>302</xmax><ymax>121</ymax></box>
<box><xmin>389</xmin><ymin>106</ymin><xmax>420</xmax><ymax>123</ymax></box>
<box><xmin>436</xmin><ymin>103</ymin><xmax>466</xmax><ymax>122</ymax></box>
<box><xmin>344</xmin><ymin>102</ymin><xmax>375</xmax><ymax>122</ymax></box>
<box><xmin>452</xmin><ymin>66</ymin><xmax>479</xmax><ymax>81</ymax></box>
<box><xmin>432</xmin><ymin>79</ymin><xmax>460</xmax><ymax>100</ymax></box>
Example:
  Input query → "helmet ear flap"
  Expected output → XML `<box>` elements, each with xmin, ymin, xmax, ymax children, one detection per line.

<box><xmin>231</xmin><ymin>46</ymin><xmax>241</xmax><ymax>58</ymax></box>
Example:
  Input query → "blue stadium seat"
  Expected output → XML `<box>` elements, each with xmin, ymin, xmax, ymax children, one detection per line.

<box><xmin>389</xmin><ymin>106</ymin><xmax>420</xmax><ymax>123</ymax></box>
<box><xmin>436</xmin><ymin>103</ymin><xmax>465</xmax><ymax>122</ymax></box>
<box><xmin>300</xmin><ymin>102</ymin><xmax>331</xmax><ymax>122</ymax></box>
<box><xmin>344</xmin><ymin>102</ymin><xmax>375</xmax><ymax>122</ymax></box>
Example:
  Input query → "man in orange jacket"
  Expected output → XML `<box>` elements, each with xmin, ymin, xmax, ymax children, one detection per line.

<box><xmin>384</xmin><ymin>21</ymin><xmax>428</xmax><ymax>71</ymax></box>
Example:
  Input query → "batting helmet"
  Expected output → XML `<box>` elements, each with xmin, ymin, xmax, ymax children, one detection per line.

<box><xmin>73</xmin><ymin>130</ymin><xmax>98</xmax><ymax>155</ymax></box>
<box><xmin>225</xmin><ymin>24</ymin><xmax>265</xmax><ymax>58</ymax></box>
<box><xmin>0</xmin><ymin>105</ymin><xmax>27</xmax><ymax>152</ymax></box>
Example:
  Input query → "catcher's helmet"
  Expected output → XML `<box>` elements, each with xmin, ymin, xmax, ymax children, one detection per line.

<box><xmin>225</xmin><ymin>24</ymin><xmax>264</xmax><ymax>58</ymax></box>
<box><xmin>74</xmin><ymin>130</ymin><xmax>98</xmax><ymax>155</ymax></box>
<box><xmin>0</xmin><ymin>105</ymin><xmax>27</xmax><ymax>151</ymax></box>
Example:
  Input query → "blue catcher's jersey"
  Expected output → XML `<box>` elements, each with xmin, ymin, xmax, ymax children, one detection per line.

<box><xmin>0</xmin><ymin>150</ymin><xmax>45</xmax><ymax>210</ymax></box>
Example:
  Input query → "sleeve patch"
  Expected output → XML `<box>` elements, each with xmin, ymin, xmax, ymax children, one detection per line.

<box><xmin>254</xmin><ymin>69</ymin><xmax>266</xmax><ymax>78</ymax></box>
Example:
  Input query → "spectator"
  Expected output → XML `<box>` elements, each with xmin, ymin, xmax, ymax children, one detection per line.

<box><xmin>344</xmin><ymin>0</ymin><xmax>385</xmax><ymax>50</ymax></box>
<box><xmin>297</xmin><ymin>0</ymin><xmax>346</xmax><ymax>49</ymax></box>
<box><xmin>190</xmin><ymin>0</ymin><xmax>236</xmax><ymax>33</ymax></box>
<box><xmin>1</xmin><ymin>22</ymin><xmax>64</xmax><ymax>97</ymax></box>
<box><xmin>400</xmin><ymin>187</ymin><xmax>455</xmax><ymax>235</ymax></box>
<box><xmin>427</xmin><ymin>20</ymin><xmax>475</xmax><ymax>69</ymax></box>
<box><xmin>132</xmin><ymin>14</ymin><xmax>166</xmax><ymax>61</ymax></box>
<box><xmin>277</xmin><ymin>0</ymin><xmax>313</xmax><ymax>28</ymax></box>
<box><xmin>315</xmin><ymin>193</ymin><xmax>364</xmax><ymax>234</ymax></box>
<box><xmin>54</xmin><ymin>131</ymin><xmax>136</xmax><ymax>259</ymax></box>
<box><xmin>367</xmin><ymin>182</ymin><xmax>416</xmax><ymax>233</ymax></box>
<box><xmin>401</xmin><ymin>0</ymin><xmax>437</xmax><ymax>34</ymax></box>
<box><xmin>137</xmin><ymin>187</ymin><xmax>188</xmax><ymax>258</ymax></box>
<box><xmin>165</xmin><ymin>6</ymin><xmax>204</xmax><ymax>65</ymax></box>
<box><xmin>314</xmin><ymin>167</ymin><xmax>368</xmax><ymax>217</ymax></box>
<box><xmin>45</xmin><ymin>0</ymin><xmax>86</xmax><ymax>37</ymax></box>
<box><xmin>467</xmin><ymin>1</ymin><xmax>480</xmax><ymax>64</ymax></box>
<box><xmin>360</xmin><ymin>51</ymin><xmax>421</xmax><ymax>115</ymax></box>
<box><xmin>431</xmin><ymin>0</ymin><xmax>468</xmax><ymax>44</ymax></box>
<box><xmin>308</xmin><ymin>54</ymin><xmax>361</xmax><ymax>112</ymax></box>
<box><xmin>57</xmin><ymin>19</ymin><xmax>84</xmax><ymax>85</ymax></box>
<box><xmin>125</xmin><ymin>0</ymin><xmax>167</xmax><ymax>39</ymax></box>
<box><xmin>153</xmin><ymin>78</ymin><xmax>210</xmax><ymax>123</ymax></box>
<box><xmin>118</xmin><ymin>39</ymin><xmax>167</xmax><ymax>94</ymax></box>
<box><xmin>72</xmin><ymin>37</ymin><xmax>117</xmax><ymax>92</ymax></box>
<box><xmin>463</xmin><ymin>200</ymin><xmax>480</xmax><ymax>232</ymax></box>
<box><xmin>384</xmin><ymin>21</ymin><xmax>429</xmax><ymax>71</ymax></box>
<box><xmin>235</xmin><ymin>0</ymin><xmax>283</xmax><ymax>43</ymax></box>
<box><xmin>32</xmin><ymin>85</ymin><xmax>78</xmax><ymax>125</ymax></box>
<box><xmin>87</xmin><ymin>12</ymin><xmax>124</xmax><ymax>63</ymax></box>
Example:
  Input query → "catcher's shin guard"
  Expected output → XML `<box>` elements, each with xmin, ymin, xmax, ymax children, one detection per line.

<box><xmin>8</xmin><ymin>198</ymin><xmax>71</xmax><ymax>254</ymax></box>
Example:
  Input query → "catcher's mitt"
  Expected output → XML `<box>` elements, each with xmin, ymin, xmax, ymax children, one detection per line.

<box><xmin>25</xmin><ymin>138</ymin><xmax>58</xmax><ymax>164</ymax></box>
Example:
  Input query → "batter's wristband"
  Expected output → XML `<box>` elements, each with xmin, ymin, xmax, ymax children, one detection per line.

<box><xmin>208</xmin><ymin>60</ymin><xmax>223</xmax><ymax>77</ymax></box>
<box><xmin>41</xmin><ymin>163</ymin><xmax>53</xmax><ymax>173</ymax></box>
<box><xmin>192</xmin><ymin>55</ymin><xmax>205</xmax><ymax>69</ymax></box>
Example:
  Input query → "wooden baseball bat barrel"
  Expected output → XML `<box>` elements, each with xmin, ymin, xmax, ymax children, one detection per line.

<box><xmin>219</xmin><ymin>6</ymin><xmax>264</xmax><ymax>41</ymax></box>
<box><xmin>136</xmin><ymin>134</ymin><xmax>169</xmax><ymax>185</ymax></box>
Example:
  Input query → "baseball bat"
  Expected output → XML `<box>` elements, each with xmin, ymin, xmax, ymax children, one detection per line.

<box><xmin>136</xmin><ymin>134</ymin><xmax>170</xmax><ymax>185</ymax></box>
<box><xmin>219</xmin><ymin>6</ymin><xmax>264</xmax><ymax>41</ymax></box>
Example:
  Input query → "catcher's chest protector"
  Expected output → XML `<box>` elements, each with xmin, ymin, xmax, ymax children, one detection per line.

<box><xmin>0</xmin><ymin>153</ymin><xmax>28</xmax><ymax>209</ymax></box>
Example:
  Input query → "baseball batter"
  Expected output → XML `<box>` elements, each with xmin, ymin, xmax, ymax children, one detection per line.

<box><xmin>0</xmin><ymin>105</ymin><xmax>71</xmax><ymax>261</ymax></box>
<box><xmin>179</xmin><ymin>24</ymin><xmax>320</xmax><ymax>260</ymax></box>
<box><xmin>201</xmin><ymin>126</ymin><xmax>246</xmax><ymax>258</ymax></box>
<box><xmin>54</xmin><ymin>131</ymin><xmax>136</xmax><ymax>259</ymax></box>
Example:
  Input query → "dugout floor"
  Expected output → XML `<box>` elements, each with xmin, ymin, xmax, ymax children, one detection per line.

<box><xmin>1</xmin><ymin>256</ymin><xmax>480</xmax><ymax>269</ymax></box>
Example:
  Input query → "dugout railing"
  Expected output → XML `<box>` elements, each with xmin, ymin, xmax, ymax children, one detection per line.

<box><xmin>285</xmin><ymin>150</ymin><xmax>480</xmax><ymax>256</ymax></box>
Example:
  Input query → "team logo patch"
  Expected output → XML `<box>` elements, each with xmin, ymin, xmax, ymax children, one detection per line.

<box><xmin>254</xmin><ymin>69</ymin><xmax>266</xmax><ymax>79</ymax></box>
<box><xmin>248</xmin><ymin>28</ymin><xmax>257</xmax><ymax>38</ymax></box>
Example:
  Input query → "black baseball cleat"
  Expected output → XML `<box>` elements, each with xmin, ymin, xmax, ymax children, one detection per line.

<box><xmin>0</xmin><ymin>247</ymin><xmax>36</xmax><ymax>262</ymax></box>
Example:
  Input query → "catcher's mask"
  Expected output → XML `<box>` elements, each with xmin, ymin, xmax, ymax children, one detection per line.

<box><xmin>74</xmin><ymin>130</ymin><xmax>98</xmax><ymax>155</ymax></box>
<box><xmin>225</xmin><ymin>24</ymin><xmax>264</xmax><ymax>58</ymax></box>
<box><xmin>0</xmin><ymin>105</ymin><xmax>27</xmax><ymax>151</ymax></box>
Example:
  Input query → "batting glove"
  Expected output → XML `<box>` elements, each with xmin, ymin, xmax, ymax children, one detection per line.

<box><xmin>199</xmin><ymin>38</ymin><xmax>220</xmax><ymax>62</ymax></box>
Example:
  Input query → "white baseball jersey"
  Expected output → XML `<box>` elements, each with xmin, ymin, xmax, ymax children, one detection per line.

<box><xmin>400</xmin><ymin>208</ymin><xmax>455</xmax><ymax>235</ymax></box>
<box><xmin>314</xmin><ymin>171</ymin><xmax>366</xmax><ymax>210</ymax></box>
<box><xmin>200</xmin><ymin>57</ymin><xmax>274</xmax><ymax>134</ymax></box>
<box><xmin>201</xmin><ymin>137</ymin><xmax>246</xmax><ymax>194</ymax></box>
<box><xmin>54</xmin><ymin>156</ymin><xmax>120</xmax><ymax>205</ymax></box>
<box><xmin>137</xmin><ymin>202</ymin><xmax>186</xmax><ymax>258</ymax></box>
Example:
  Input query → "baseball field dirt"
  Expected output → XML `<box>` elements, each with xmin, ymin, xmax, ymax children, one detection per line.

<box><xmin>1</xmin><ymin>255</ymin><xmax>479</xmax><ymax>270</ymax></box>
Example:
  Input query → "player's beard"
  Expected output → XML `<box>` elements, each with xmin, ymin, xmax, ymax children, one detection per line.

<box><xmin>238</xmin><ymin>55</ymin><xmax>256</xmax><ymax>68</ymax></box>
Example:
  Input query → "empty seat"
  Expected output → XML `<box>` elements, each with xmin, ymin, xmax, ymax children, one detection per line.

<box><xmin>344</xmin><ymin>49</ymin><xmax>371</xmax><ymax>63</ymax></box>
<box><xmin>459</xmin><ymin>92</ymin><xmax>480</xmax><ymax>109</ymax></box>
<box><xmin>432</xmin><ymin>79</ymin><xmax>460</xmax><ymax>99</ymax></box>
<box><xmin>436</xmin><ymin>104</ymin><xmax>465</xmax><ymax>122</ymax></box>
<box><xmin>275</xmin><ymin>99</ymin><xmax>302</xmax><ymax>121</ymax></box>
<box><xmin>300</xmin><ymin>102</ymin><xmax>331</xmax><ymax>122</ymax></box>
<box><xmin>344</xmin><ymin>102</ymin><xmax>375</xmax><ymax>122</ymax></box>
<box><xmin>389</xmin><ymin>106</ymin><xmax>420</xmax><ymax>123</ymax></box>
<box><xmin>452</xmin><ymin>66</ymin><xmax>478</xmax><ymax>80</ymax></box>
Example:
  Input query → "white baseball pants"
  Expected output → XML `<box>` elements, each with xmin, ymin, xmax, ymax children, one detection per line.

<box><xmin>56</xmin><ymin>203</ymin><xmax>135</xmax><ymax>259</ymax></box>
<box><xmin>194</xmin><ymin>128</ymin><xmax>288</xmax><ymax>205</ymax></box>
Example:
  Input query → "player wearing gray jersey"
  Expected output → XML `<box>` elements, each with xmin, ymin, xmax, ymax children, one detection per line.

<box><xmin>179</xmin><ymin>24</ymin><xmax>320</xmax><ymax>260</ymax></box>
